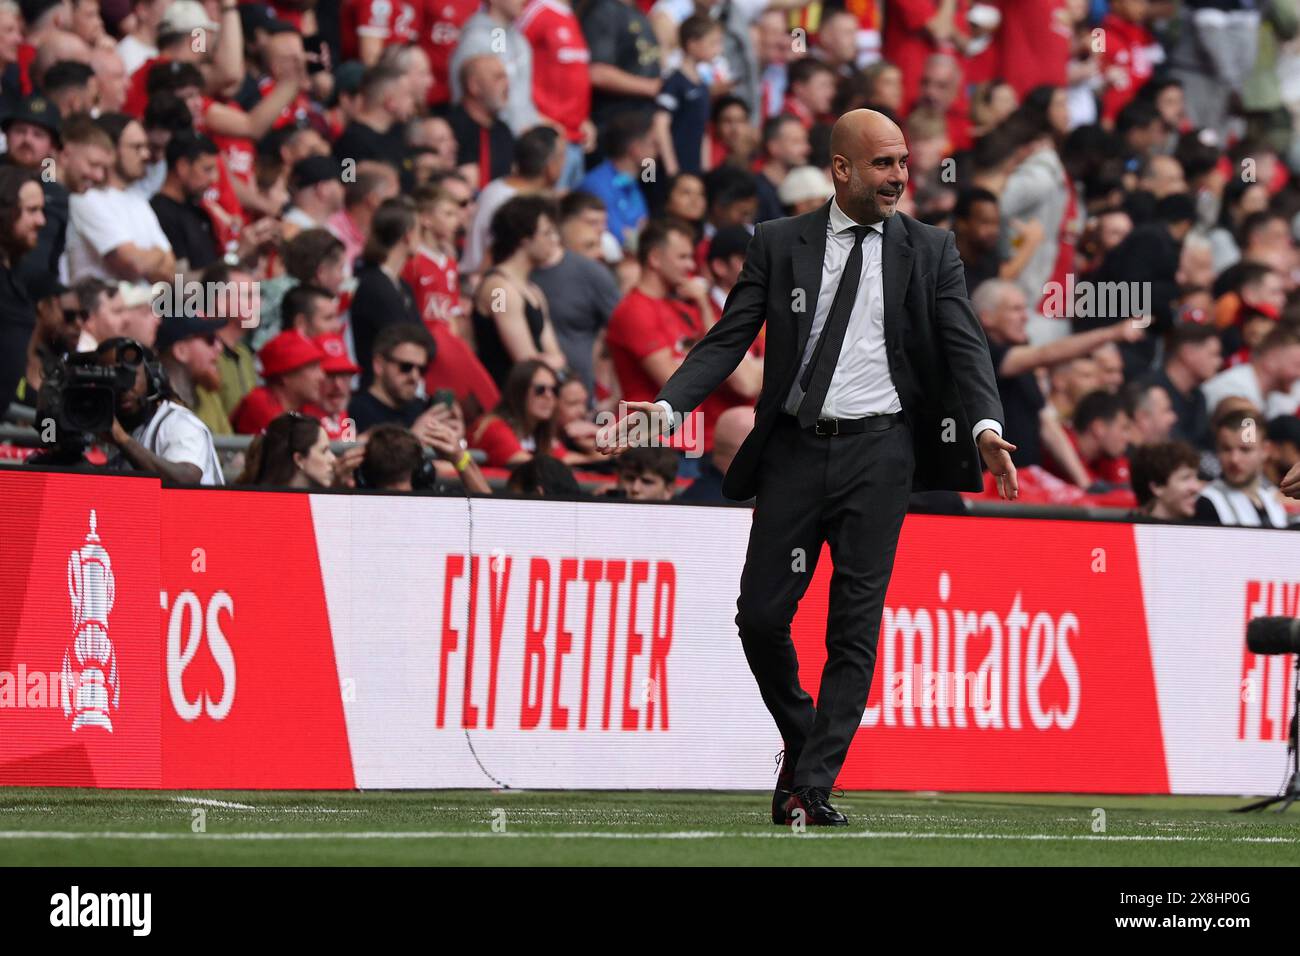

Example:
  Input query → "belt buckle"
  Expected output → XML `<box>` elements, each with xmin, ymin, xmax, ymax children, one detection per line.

<box><xmin>815</xmin><ymin>418</ymin><xmax>838</xmax><ymax>437</ymax></box>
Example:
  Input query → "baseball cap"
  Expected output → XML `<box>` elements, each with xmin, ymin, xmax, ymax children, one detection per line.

<box><xmin>291</xmin><ymin>155</ymin><xmax>342</xmax><ymax>191</ymax></box>
<box><xmin>159</xmin><ymin>0</ymin><xmax>219</xmax><ymax>38</ymax></box>
<box><xmin>778</xmin><ymin>166</ymin><xmax>834</xmax><ymax>207</ymax></box>
<box><xmin>315</xmin><ymin>333</ymin><xmax>361</xmax><ymax>374</ymax></box>
<box><xmin>156</xmin><ymin>312</ymin><xmax>226</xmax><ymax>353</ymax></box>
<box><xmin>1</xmin><ymin>94</ymin><xmax>62</xmax><ymax>144</ymax></box>
<box><xmin>258</xmin><ymin>330</ymin><xmax>326</xmax><ymax>378</ymax></box>
<box><xmin>238</xmin><ymin>2</ymin><xmax>276</xmax><ymax>35</ymax></box>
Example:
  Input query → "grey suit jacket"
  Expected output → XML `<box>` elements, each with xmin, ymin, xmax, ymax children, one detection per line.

<box><xmin>657</xmin><ymin>201</ymin><xmax>1004</xmax><ymax>501</ymax></box>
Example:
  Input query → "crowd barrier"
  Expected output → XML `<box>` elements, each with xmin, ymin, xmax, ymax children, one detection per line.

<box><xmin>0</xmin><ymin>467</ymin><xmax>1295</xmax><ymax>795</ymax></box>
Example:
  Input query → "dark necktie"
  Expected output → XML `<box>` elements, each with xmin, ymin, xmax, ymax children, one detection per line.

<box><xmin>797</xmin><ymin>223</ymin><xmax>874</xmax><ymax>427</ymax></box>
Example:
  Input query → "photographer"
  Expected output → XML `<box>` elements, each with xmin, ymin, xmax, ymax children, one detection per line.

<box><xmin>97</xmin><ymin>337</ymin><xmax>224</xmax><ymax>485</ymax></box>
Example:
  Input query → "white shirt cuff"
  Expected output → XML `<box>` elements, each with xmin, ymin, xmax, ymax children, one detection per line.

<box><xmin>655</xmin><ymin>400</ymin><xmax>675</xmax><ymax>435</ymax></box>
<box><xmin>972</xmin><ymin>419</ymin><xmax>1002</xmax><ymax>441</ymax></box>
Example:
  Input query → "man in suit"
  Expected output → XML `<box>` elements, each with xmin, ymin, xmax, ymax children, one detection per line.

<box><xmin>598</xmin><ymin>110</ymin><xmax>1019</xmax><ymax>825</ymax></box>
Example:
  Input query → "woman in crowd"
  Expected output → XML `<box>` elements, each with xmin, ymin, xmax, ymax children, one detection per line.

<box><xmin>238</xmin><ymin>412</ymin><xmax>337</xmax><ymax>488</ymax></box>
<box><xmin>469</xmin><ymin>359</ymin><xmax>571</xmax><ymax>469</ymax></box>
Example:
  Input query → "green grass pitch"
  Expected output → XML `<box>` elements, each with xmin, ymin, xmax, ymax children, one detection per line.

<box><xmin>0</xmin><ymin>788</ymin><xmax>1296</xmax><ymax>866</ymax></box>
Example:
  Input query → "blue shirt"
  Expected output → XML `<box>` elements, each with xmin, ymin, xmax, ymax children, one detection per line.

<box><xmin>578</xmin><ymin>160</ymin><xmax>649</xmax><ymax>250</ymax></box>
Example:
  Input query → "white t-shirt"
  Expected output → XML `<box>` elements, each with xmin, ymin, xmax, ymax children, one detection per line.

<box><xmin>130</xmin><ymin>160</ymin><xmax>166</xmax><ymax>200</ymax></box>
<box><xmin>67</xmin><ymin>187</ymin><xmax>172</xmax><ymax>284</ymax></box>
<box><xmin>1201</xmin><ymin>362</ymin><xmax>1300</xmax><ymax>420</ymax></box>
<box><xmin>284</xmin><ymin>206</ymin><xmax>325</xmax><ymax>231</ymax></box>
<box><xmin>130</xmin><ymin>401</ymin><xmax>225</xmax><ymax>486</ymax></box>
<box><xmin>117</xmin><ymin>35</ymin><xmax>158</xmax><ymax>76</ymax></box>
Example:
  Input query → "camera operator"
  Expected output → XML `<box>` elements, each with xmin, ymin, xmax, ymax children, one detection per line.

<box><xmin>98</xmin><ymin>336</ymin><xmax>224</xmax><ymax>485</ymax></box>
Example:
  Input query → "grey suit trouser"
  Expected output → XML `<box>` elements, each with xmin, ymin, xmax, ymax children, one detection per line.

<box><xmin>735</xmin><ymin>412</ymin><xmax>915</xmax><ymax>789</ymax></box>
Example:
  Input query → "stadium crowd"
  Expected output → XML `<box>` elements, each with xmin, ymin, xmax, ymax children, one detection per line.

<box><xmin>2</xmin><ymin>0</ymin><xmax>1300</xmax><ymax>525</ymax></box>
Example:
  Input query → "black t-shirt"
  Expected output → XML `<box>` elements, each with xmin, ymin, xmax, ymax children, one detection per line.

<box><xmin>754</xmin><ymin>170</ymin><xmax>784</xmax><ymax>223</ymax></box>
<box><xmin>149</xmin><ymin>193</ymin><xmax>219</xmax><ymax>271</ymax></box>
<box><xmin>988</xmin><ymin>340</ymin><xmax>1045</xmax><ymax>468</ymax></box>
<box><xmin>0</xmin><ymin>261</ymin><xmax>34</xmax><ymax>405</ymax></box>
<box><xmin>346</xmin><ymin>389</ymin><xmax>428</xmax><ymax>435</ymax></box>
<box><xmin>1142</xmin><ymin>367</ymin><xmax>1211</xmax><ymax>451</ymax></box>
<box><xmin>349</xmin><ymin>264</ymin><xmax>423</xmax><ymax>387</ymax></box>
<box><xmin>445</xmin><ymin>105</ymin><xmax>513</xmax><ymax>185</ymax></box>
<box><xmin>963</xmin><ymin>248</ymin><xmax>1000</xmax><ymax>296</ymax></box>
<box><xmin>333</xmin><ymin>119</ymin><xmax>412</xmax><ymax>189</ymax></box>
<box><xmin>580</xmin><ymin>0</ymin><xmax>661</xmax><ymax>128</ymax></box>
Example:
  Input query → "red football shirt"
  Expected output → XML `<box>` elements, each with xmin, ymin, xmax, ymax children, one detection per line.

<box><xmin>1098</xmin><ymin>13</ymin><xmax>1159</xmax><ymax>123</ymax></box>
<box><xmin>256</xmin><ymin>76</ymin><xmax>313</xmax><ymax>131</ymax></box>
<box><xmin>231</xmin><ymin>387</ymin><xmax>329</xmax><ymax>435</ymax></box>
<box><xmin>200</xmin><ymin>97</ymin><xmax>257</xmax><ymax>185</ymax></box>
<box><xmin>470</xmin><ymin>415</ymin><xmax>568</xmax><ymax>468</ymax></box>
<box><xmin>606</xmin><ymin>287</ymin><xmax>737</xmax><ymax>453</ymax></box>
<box><xmin>883</xmin><ymin>0</ymin><xmax>970</xmax><ymax>112</ymax></box>
<box><xmin>419</xmin><ymin>0</ymin><xmax>480</xmax><ymax>106</ymax></box>
<box><xmin>995</xmin><ymin>0</ymin><xmax>1072</xmax><ymax>97</ymax></box>
<box><xmin>518</xmin><ymin>0</ymin><xmax>591</xmax><ymax>142</ymax></box>
<box><xmin>341</xmin><ymin>0</ymin><xmax>423</xmax><ymax>62</ymax></box>
<box><xmin>402</xmin><ymin>246</ymin><xmax>463</xmax><ymax>325</ymax></box>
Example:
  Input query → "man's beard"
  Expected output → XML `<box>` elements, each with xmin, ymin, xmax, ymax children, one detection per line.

<box><xmin>193</xmin><ymin>363</ymin><xmax>222</xmax><ymax>391</ymax></box>
<box><xmin>118</xmin><ymin>400</ymin><xmax>153</xmax><ymax>432</ymax></box>
<box><xmin>853</xmin><ymin>168</ymin><xmax>900</xmax><ymax>220</ymax></box>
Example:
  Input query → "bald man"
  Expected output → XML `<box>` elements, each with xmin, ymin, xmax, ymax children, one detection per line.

<box><xmin>601</xmin><ymin>109</ymin><xmax>1015</xmax><ymax>825</ymax></box>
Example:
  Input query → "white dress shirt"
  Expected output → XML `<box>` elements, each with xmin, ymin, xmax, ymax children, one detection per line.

<box><xmin>658</xmin><ymin>199</ymin><xmax>1001</xmax><ymax>442</ymax></box>
<box><xmin>782</xmin><ymin>198</ymin><xmax>896</xmax><ymax>418</ymax></box>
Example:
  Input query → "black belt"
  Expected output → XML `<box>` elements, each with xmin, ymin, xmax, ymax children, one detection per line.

<box><xmin>783</xmin><ymin>411</ymin><xmax>904</xmax><ymax>436</ymax></box>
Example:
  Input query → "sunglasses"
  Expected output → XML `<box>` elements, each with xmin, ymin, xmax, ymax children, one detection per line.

<box><xmin>385</xmin><ymin>355</ymin><xmax>428</xmax><ymax>376</ymax></box>
<box><xmin>531</xmin><ymin>383</ymin><xmax>558</xmax><ymax>397</ymax></box>
<box><xmin>63</xmin><ymin>308</ymin><xmax>87</xmax><ymax>324</ymax></box>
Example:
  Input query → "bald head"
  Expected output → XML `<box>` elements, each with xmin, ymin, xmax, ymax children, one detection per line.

<box><xmin>712</xmin><ymin>406</ymin><xmax>755</xmax><ymax>473</ymax></box>
<box><xmin>829</xmin><ymin>109</ymin><xmax>900</xmax><ymax>160</ymax></box>
<box><xmin>829</xmin><ymin>109</ymin><xmax>908</xmax><ymax>224</ymax></box>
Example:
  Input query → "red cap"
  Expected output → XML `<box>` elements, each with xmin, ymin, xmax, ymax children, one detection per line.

<box><xmin>315</xmin><ymin>332</ymin><xmax>361</xmax><ymax>374</ymax></box>
<box><xmin>258</xmin><ymin>330</ymin><xmax>326</xmax><ymax>378</ymax></box>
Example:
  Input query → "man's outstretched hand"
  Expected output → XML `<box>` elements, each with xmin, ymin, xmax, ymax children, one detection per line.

<box><xmin>595</xmin><ymin>401</ymin><xmax>668</xmax><ymax>455</ymax></box>
<box><xmin>978</xmin><ymin>429</ymin><xmax>1019</xmax><ymax>500</ymax></box>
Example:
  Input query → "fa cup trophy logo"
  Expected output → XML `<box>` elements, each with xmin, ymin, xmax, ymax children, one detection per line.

<box><xmin>61</xmin><ymin>510</ymin><xmax>119</xmax><ymax>731</ymax></box>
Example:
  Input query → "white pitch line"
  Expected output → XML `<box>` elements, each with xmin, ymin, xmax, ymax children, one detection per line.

<box><xmin>0</xmin><ymin>830</ymin><xmax>1296</xmax><ymax>843</ymax></box>
<box><xmin>172</xmin><ymin>797</ymin><xmax>258</xmax><ymax>810</ymax></box>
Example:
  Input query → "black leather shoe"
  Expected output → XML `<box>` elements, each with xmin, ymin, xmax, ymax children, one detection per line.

<box><xmin>782</xmin><ymin>786</ymin><xmax>848</xmax><ymax>826</ymax></box>
<box><xmin>771</xmin><ymin>750</ymin><xmax>798</xmax><ymax>824</ymax></box>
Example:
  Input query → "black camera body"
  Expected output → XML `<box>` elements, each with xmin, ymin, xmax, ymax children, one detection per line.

<box><xmin>32</xmin><ymin>339</ymin><xmax>151</xmax><ymax>463</ymax></box>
